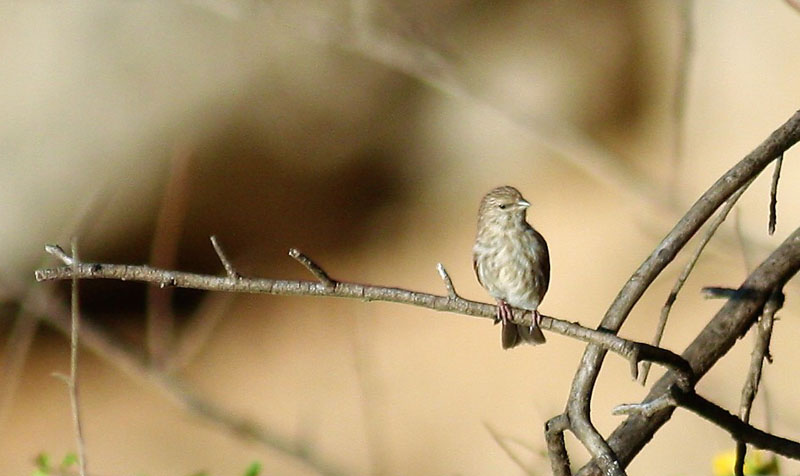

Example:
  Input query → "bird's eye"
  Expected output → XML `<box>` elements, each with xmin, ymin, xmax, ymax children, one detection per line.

<box><xmin>498</xmin><ymin>204</ymin><xmax>507</xmax><ymax>210</ymax></box>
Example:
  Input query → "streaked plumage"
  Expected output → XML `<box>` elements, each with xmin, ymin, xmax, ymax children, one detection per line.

<box><xmin>473</xmin><ymin>186</ymin><xmax>550</xmax><ymax>349</ymax></box>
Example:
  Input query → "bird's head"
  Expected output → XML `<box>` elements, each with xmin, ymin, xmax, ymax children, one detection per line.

<box><xmin>478</xmin><ymin>185</ymin><xmax>531</xmax><ymax>227</ymax></box>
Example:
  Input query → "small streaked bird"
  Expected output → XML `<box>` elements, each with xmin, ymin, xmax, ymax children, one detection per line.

<box><xmin>473</xmin><ymin>186</ymin><xmax>550</xmax><ymax>349</ymax></box>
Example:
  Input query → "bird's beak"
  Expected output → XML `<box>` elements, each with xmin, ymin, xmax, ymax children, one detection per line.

<box><xmin>517</xmin><ymin>199</ymin><xmax>531</xmax><ymax>209</ymax></box>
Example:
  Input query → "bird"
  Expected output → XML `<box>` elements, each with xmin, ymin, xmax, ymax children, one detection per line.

<box><xmin>473</xmin><ymin>186</ymin><xmax>550</xmax><ymax>349</ymax></box>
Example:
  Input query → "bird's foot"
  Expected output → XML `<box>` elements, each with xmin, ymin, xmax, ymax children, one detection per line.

<box><xmin>495</xmin><ymin>300</ymin><xmax>513</xmax><ymax>326</ymax></box>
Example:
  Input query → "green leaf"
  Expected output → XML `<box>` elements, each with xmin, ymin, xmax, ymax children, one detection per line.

<box><xmin>31</xmin><ymin>469</ymin><xmax>49</xmax><ymax>476</ymax></box>
<box><xmin>34</xmin><ymin>453</ymin><xmax>50</xmax><ymax>471</ymax></box>
<box><xmin>242</xmin><ymin>462</ymin><xmax>262</xmax><ymax>476</ymax></box>
<box><xmin>60</xmin><ymin>453</ymin><xmax>78</xmax><ymax>469</ymax></box>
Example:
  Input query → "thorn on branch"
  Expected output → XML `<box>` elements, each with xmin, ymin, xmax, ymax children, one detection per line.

<box><xmin>436</xmin><ymin>263</ymin><xmax>459</xmax><ymax>299</ymax></box>
<box><xmin>628</xmin><ymin>347</ymin><xmax>640</xmax><ymax>382</ymax></box>
<box><xmin>210</xmin><ymin>236</ymin><xmax>241</xmax><ymax>279</ymax></box>
<box><xmin>769</xmin><ymin>151</ymin><xmax>784</xmax><ymax>235</ymax></box>
<box><xmin>288</xmin><ymin>248</ymin><xmax>335</xmax><ymax>289</ymax></box>
<box><xmin>45</xmin><ymin>244</ymin><xmax>73</xmax><ymax>266</ymax></box>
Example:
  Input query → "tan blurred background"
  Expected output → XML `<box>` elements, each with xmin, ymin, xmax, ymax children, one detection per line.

<box><xmin>2</xmin><ymin>0</ymin><xmax>800</xmax><ymax>474</ymax></box>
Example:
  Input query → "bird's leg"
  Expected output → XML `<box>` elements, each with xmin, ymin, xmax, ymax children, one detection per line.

<box><xmin>495</xmin><ymin>299</ymin><xmax>513</xmax><ymax>326</ymax></box>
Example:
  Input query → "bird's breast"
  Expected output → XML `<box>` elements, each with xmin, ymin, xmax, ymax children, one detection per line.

<box><xmin>474</xmin><ymin>232</ymin><xmax>547</xmax><ymax>310</ymax></box>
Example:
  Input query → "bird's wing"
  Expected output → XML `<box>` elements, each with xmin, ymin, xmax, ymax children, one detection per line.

<box><xmin>526</xmin><ymin>225</ymin><xmax>551</xmax><ymax>294</ymax></box>
<box><xmin>472</xmin><ymin>255</ymin><xmax>484</xmax><ymax>288</ymax></box>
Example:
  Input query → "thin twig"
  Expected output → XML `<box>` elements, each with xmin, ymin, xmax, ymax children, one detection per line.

<box><xmin>288</xmin><ymin>248</ymin><xmax>335</xmax><ymax>288</ymax></box>
<box><xmin>611</xmin><ymin>385</ymin><xmax>800</xmax><ymax>459</ymax></box>
<box><xmin>69</xmin><ymin>239</ymin><xmax>87</xmax><ymax>476</ymax></box>
<box><xmin>612</xmin><ymin>393</ymin><xmax>676</xmax><ymax>419</ymax></box>
<box><xmin>210</xmin><ymin>235</ymin><xmax>241</xmax><ymax>278</ymax></box>
<box><xmin>734</xmin><ymin>289</ymin><xmax>782</xmax><ymax>476</ymax></box>
<box><xmin>436</xmin><ymin>263</ymin><xmax>458</xmax><ymax>298</ymax></box>
<box><xmin>0</xmin><ymin>187</ymin><xmax>110</xmax><ymax>432</ymax></box>
<box><xmin>640</xmin><ymin>178</ymin><xmax>753</xmax><ymax>384</ymax></box>
<box><xmin>45</xmin><ymin>244</ymin><xmax>73</xmax><ymax>265</ymax></box>
<box><xmin>768</xmin><ymin>152</ymin><xmax>783</xmax><ymax>235</ymax></box>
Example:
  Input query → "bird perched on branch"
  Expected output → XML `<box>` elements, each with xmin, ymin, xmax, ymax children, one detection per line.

<box><xmin>473</xmin><ymin>186</ymin><xmax>550</xmax><ymax>349</ymax></box>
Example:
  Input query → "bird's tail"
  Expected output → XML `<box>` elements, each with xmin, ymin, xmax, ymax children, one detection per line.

<box><xmin>502</xmin><ymin>322</ymin><xmax>546</xmax><ymax>349</ymax></box>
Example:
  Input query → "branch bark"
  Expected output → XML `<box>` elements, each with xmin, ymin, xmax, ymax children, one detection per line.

<box><xmin>578</xmin><ymin>225</ymin><xmax>800</xmax><ymax>475</ymax></box>
<box><xmin>569</xmin><ymin>109</ymin><xmax>800</xmax><ymax>475</ymax></box>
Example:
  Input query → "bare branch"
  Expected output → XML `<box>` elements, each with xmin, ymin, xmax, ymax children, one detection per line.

<box><xmin>436</xmin><ymin>263</ymin><xmax>458</xmax><ymax>298</ymax></box>
<box><xmin>544</xmin><ymin>414</ymin><xmax>572</xmax><ymax>476</ymax></box>
<box><xmin>210</xmin><ymin>235</ymin><xmax>241</xmax><ymax>279</ymax></box>
<box><xmin>579</xmin><ymin>225</ymin><xmax>800</xmax><ymax>475</ymax></box>
<box><xmin>768</xmin><ymin>152</ymin><xmax>783</xmax><ymax>235</ymax></box>
<box><xmin>676</xmin><ymin>389</ymin><xmax>800</xmax><ymax>459</ymax></box>
<box><xmin>610</xmin><ymin>385</ymin><xmax>800</xmax><ymax>460</ymax></box>
<box><xmin>35</xmin><ymin>245</ymin><xmax>696</xmax><ymax>383</ymax></box>
<box><xmin>288</xmin><ymin>248</ymin><xmax>335</xmax><ymax>288</ymax></box>
<box><xmin>570</xmin><ymin>109</ymin><xmax>800</xmax><ymax>475</ymax></box>
<box><xmin>547</xmin><ymin>319</ymin><xmax>693</xmax><ymax>387</ymax></box>
<box><xmin>735</xmin><ymin>289</ymin><xmax>782</xmax><ymax>475</ymax></box>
